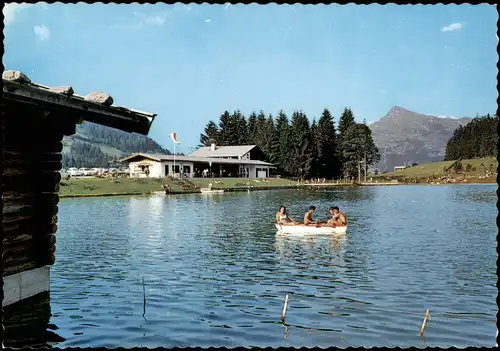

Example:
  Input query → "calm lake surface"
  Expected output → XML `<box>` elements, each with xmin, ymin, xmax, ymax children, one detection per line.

<box><xmin>19</xmin><ymin>185</ymin><xmax>500</xmax><ymax>347</ymax></box>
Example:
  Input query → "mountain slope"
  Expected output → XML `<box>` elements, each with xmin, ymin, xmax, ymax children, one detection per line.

<box><xmin>62</xmin><ymin>122</ymin><xmax>170</xmax><ymax>168</ymax></box>
<box><xmin>369</xmin><ymin>106</ymin><xmax>472</xmax><ymax>172</ymax></box>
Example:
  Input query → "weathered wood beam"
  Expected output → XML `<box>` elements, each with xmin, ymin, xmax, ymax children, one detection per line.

<box><xmin>3</xmin><ymin>262</ymin><xmax>38</xmax><ymax>277</ymax></box>
<box><xmin>3</xmin><ymin>204</ymin><xmax>58</xmax><ymax>222</ymax></box>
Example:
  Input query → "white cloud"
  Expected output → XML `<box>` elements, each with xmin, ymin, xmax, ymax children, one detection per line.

<box><xmin>205</xmin><ymin>19</ymin><xmax>211</xmax><ymax>23</ymax></box>
<box><xmin>441</xmin><ymin>23</ymin><xmax>463</xmax><ymax>32</ymax></box>
<box><xmin>3</xmin><ymin>3</ymin><xmax>32</xmax><ymax>26</ymax></box>
<box><xmin>145</xmin><ymin>15</ymin><xmax>165</xmax><ymax>26</ymax></box>
<box><xmin>33</xmin><ymin>24</ymin><xmax>51</xmax><ymax>41</ymax></box>
<box><xmin>112</xmin><ymin>11</ymin><xmax>167</xmax><ymax>30</ymax></box>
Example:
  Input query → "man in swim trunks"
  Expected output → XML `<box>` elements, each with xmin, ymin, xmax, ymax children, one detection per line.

<box><xmin>327</xmin><ymin>206</ymin><xmax>347</xmax><ymax>227</ymax></box>
<box><xmin>303</xmin><ymin>205</ymin><xmax>317</xmax><ymax>225</ymax></box>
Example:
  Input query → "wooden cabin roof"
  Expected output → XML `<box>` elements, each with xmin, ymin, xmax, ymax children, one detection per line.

<box><xmin>2</xmin><ymin>70</ymin><xmax>156</xmax><ymax>135</ymax></box>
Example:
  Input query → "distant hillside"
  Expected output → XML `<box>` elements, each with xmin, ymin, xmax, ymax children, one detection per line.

<box><xmin>369</xmin><ymin>106</ymin><xmax>472</xmax><ymax>172</ymax></box>
<box><xmin>62</xmin><ymin>122</ymin><xmax>170</xmax><ymax>168</ymax></box>
<box><xmin>381</xmin><ymin>156</ymin><xmax>496</xmax><ymax>179</ymax></box>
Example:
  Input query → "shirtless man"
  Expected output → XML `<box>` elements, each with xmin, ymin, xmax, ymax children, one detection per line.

<box><xmin>303</xmin><ymin>206</ymin><xmax>317</xmax><ymax>225</ymax></box>
<box><xmin>327</xmin><ymin>206</ymin><xmax>347</xmax><ymax>227</ymax></box>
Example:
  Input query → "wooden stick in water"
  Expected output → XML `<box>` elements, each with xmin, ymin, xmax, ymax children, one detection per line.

<box><xmin>142</xmin><ymin>276</ymin><xmax>147</xmax><ymax>319</ymax></box>
<box><xmin>281</xmin><ymin>294</ymin><xmax>289</xmax><ymax>323</ymax></box>
<box><xmin>419</xmin><ymin>309</ymin><xmax>430</xmax><ymax>336</ymax></box>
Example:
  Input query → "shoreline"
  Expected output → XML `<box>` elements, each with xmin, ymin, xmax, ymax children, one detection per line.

<box><xmin>59</xmin><ymin>181</ymin><xmax>496</xmax><ymax>199</ymax></box>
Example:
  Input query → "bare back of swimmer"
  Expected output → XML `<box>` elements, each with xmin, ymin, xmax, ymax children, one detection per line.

<box><xmin>327</xmin><ymin>206</ymin><xmax>347</xmax><ymax>227</ymax></box>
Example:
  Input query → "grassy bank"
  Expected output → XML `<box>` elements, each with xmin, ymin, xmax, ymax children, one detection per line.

<box><xmin>58</xmin><ymin>177</ymin><xmax>299</xmax><ymax>198</ymax></box>
<box><xmin>376</xmin><ymin>157</ymin><xmax>497</xmax><ymax>184</ymax></box>
<box><xmin>59</xmin><ymin>177</ymin><xmax>167</xmax><ymax>197</ymax></box>
<box><xmin>59</xmin><ymin>163</ymin><xmax>496</xmax><ymax>198</ymax></box>
<box><xmin>190</xmin><ymin>177</ymin><xmax>297</xmax><ymax>190</ymax></box>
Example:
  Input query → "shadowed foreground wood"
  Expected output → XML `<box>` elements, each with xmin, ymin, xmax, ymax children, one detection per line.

<box><xmin>3</xmin><ymin>292</ymin><xmax>66</xmax><ymax>348</ymax></box>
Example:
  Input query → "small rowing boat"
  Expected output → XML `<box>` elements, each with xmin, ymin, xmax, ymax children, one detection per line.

<box><xmin>275</xmin><ymin>223</ymin><xmax>347</xmax><ymax>235</ymax></box>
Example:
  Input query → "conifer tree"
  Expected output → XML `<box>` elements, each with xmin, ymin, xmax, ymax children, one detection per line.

<box><xmin>289</xmin><ymin>110</ymin><xmax>313</xmax><ymax>179</ymax></box>
<box><xmin>247</xmin><ymin>112</ymin><xmax>258</xmax><ymax>145</ymax></box>
<box><xmin>270</xmin><ymin>110</ymin><xmax>292</xmax><ymax>175</ymax></box>
<box><xmin>199</xmin><ymin>120</ymin><xmax>219</xmax><ymax>146</ymax></box>
<box><xmin>316</xmin><ymin>108</ymin><xmax>340</xmax><ymax>179</ymax></box>
<box><xmin>217</xmin><ymin>111</ymin><xmax>232</xmax><ymax>146</ymax></box>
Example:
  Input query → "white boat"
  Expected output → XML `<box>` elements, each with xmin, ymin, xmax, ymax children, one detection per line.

<box><xmin>200</xmin><ymin>188</ymin><xmax>225</xmax><ymax>194</ymax></box>
<box><xmin>275</xmin><ymin>223</ymin><xmax>347</xmax><ymax>235</ymax></box>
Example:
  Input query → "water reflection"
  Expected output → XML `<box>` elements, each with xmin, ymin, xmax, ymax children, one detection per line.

<box><xmin>451</xmin><ymin>184</ymin><xmax>497</xmax><ymax>204</ymax></box>
<box><xmin>3</xmin><ymin>292</ymin><xmax>66</xmax><ymax>348</ymax></box>
<box><xmin>274</xmin><ymin>232</ymin><xmax>347</xmax><ymax>260</ymax></box>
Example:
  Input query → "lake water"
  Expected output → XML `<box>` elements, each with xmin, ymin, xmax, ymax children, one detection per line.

<box><xmin>5</xmin><ymin>185</ymin><xmax>498</xmax><ymax>348</ymax></box>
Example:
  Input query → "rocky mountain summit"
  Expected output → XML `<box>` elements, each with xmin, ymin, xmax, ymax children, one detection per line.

<box><xmin>369</xmin><ymin>106</ymin><xmax>472</xmax><ymax>172</ymax></box>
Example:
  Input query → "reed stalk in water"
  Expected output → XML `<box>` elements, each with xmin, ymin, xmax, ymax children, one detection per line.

<box><xmin>281</xmin><ymin>294</ymin><xmax>289</xmax><ymax>323</ymax></box>
<box><xmin>419</xmin><ymin>309</ymin><xmax>430</xmax><ymax>336</ymax></box>
<box><xmin>142</xmin><ymin>277</ymin><xmax>147</xmax><ymax>320</ymax></box>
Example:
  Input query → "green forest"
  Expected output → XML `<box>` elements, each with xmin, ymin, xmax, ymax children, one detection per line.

<box><xmin>61</xmin><ymin>121</ymin><xmax>170</xmax><ymax>168</ymax></box>
<box><xmin>444</xmin><ymin>114</ymin><xmax>498</xmax><ymax>161</ymax></box>
<box><xmin>199</xmin><ymin>108</ymin><xmax>380</xmax><ymax>180</ymax></box>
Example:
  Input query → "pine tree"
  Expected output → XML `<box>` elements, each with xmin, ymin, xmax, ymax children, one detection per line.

<box><xmin>341</xmin><ymin>123</ymin><xmax>380</xmax><ymax>179</ymax></box>
<box><xmin>254</xmin><ymin>111</ymin><xmax>268</xmax><ymax>153</ymax></box>
<box><xmin>309</xmin><ymin>119</ymin><xmax>320</xmax><ymax>178</ymax></box>
<box><xmin>233</xmin><ymin>110</ymin><xmax>248</xmax><ymax>145</ymax></box>
<box><xmin>247</xmin><ymin>112</ymin><xmax>258</xmax><ymax>145</ymax></box>
<box><xmin>199</xmin><ymin>120</ymin><xmax>219</xmax><ymax>146</ymax></box>
<box><xmin>261</xmin><ymin>114</ymin><xmax>275</xmax><ymax>156</ymax></box>
<box><xmin>316</xmin><ymin>108</ymin><xmax>340</xmax><ymax>179</ymax></box>
<box><xmin>338</xmin><ymin>107</ymin><xmax>357</xmax><ymax>178</ymax></box>
<box><xmin>289</xmin><ymin>110</ymin><xmax>313</xmax><ymax>179</ymax></box>
<box><xmin>270</xmin><ymin>110</ymin><xmax>292</xmax><ymax>175</ymax></box>
<box><xmin>338</xmin><ymin>107</ymin><xmax>356</xmax><ymax>137</ymax></box>
<box><xmin>217</xmin><ymin>111</ymin><xmax>232</xmax><ymax>145</ymax></box>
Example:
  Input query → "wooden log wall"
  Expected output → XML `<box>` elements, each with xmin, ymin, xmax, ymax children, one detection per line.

<box><xmin>3</xmin><ymin>102</ymin><xmax>76</xmax><ymax>277</ymax></box>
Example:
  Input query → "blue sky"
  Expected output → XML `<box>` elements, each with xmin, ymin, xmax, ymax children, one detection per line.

<box><xmin>3</xmin><ymin>3</ymin><xmax>498</xmax><ymax>152</ymax></box>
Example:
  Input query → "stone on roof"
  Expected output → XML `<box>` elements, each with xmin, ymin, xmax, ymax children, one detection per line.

<box><xmin>2</xmin><ymin>70</ymin><xmax>156</xmax><ymax>135</ymax></box>
<box><xmin>84</xmin><ymin>92</ymin><xmax>114</xmax><ymax>106</ymax></box>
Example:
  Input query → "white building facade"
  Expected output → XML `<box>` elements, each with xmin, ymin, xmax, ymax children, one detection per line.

<box><xmin>121</xmin><ymin>144</ymin><xmax>274</xmax><ymax>179</ymax></box>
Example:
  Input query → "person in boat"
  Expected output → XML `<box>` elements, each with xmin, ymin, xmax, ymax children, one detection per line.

<box><xmin>276</xmin><ymin>205</ymin><xmax>298</xmax><ymax>225</ymax></box>
<box><xmin>303</xmin><ymin>205</ymin><xmax>318</xmax><ymax>225</ymax></box>
<box><xmin>327</xmin><ymin>206</ymin><xmax>347</xmax><ymax>227</ymax></box>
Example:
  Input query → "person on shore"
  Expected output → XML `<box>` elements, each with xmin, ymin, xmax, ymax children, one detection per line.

<box><xmin>276</xmin><ymin>205</ymin><xmax>298</xmax><ymax>225</ymax></box>
<box><xmin>303</xmin><ymin>205</ymin><xmax>317</xmax><ymax>225</ymax></box>
<box><xmin>327</xmin><ymin>206</ymin><xmax>347</xmax><ymax>227</ymax></box>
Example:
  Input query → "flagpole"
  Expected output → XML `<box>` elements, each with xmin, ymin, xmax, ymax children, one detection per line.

<box><xmin>173</xmin><ymin>141</ymin><xmax>176</xmax><ymax>178</ymax></box>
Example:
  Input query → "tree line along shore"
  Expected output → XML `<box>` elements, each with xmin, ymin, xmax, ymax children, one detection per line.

<box><xmin>200</xmin><ymin>107</ymin><xmax>379</xmax><ymax>181</ymax></box>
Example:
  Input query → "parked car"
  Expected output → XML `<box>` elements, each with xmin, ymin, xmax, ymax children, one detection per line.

<box><xmin>68</xmin><ymin>167</ymin><xmax>83</xmax><ymax>176</ymax></box>
<box><xmin>89</xmin><ymin>168</ymin><xmax>101</xmax><ymax>175</ymax></box>
<box><xmin>79</xmin><ymin>168</ymin><xmax>91</xmax><ymax>176</ymax></box>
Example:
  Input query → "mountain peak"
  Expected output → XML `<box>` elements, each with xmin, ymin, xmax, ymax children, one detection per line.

<box><xmin>383</xmin><ymin>106</ymin><xmax>425</xmax><ymax>121</ymax></box>
<box><xmin>389</xmin><ymin>106</ymin><xmax>409</xmax><ymax>113</ymax></box>
<box><xmin>369</xmin><ymin>107</ymin><xmax>472</xmax><ymax>172</ymax></box>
